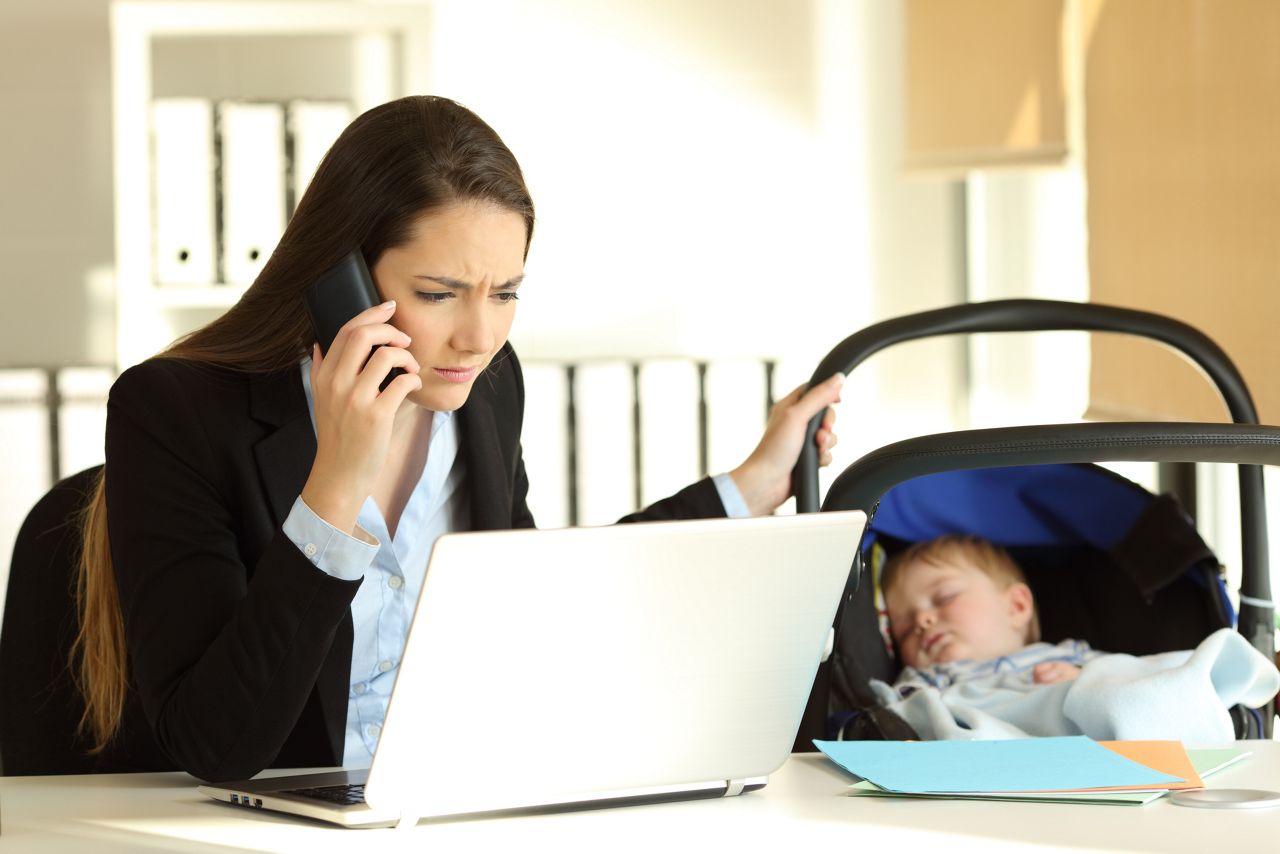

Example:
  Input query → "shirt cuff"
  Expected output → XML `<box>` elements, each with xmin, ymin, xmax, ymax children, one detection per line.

<box><xmin>283</xmin><ymin>496</ymin><xmax>380</xmax><ymax>582</ymax></box>
<box><xmin>711</xmin><ymin>472</ymin><xmax>751</xmax><ymax>519</ymax></box>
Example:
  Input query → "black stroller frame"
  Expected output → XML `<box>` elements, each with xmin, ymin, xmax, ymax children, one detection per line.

<box><xmin>790</xmin><ymin>299</ymin><xmax>1278</xmax><ymax>746</ymax></box>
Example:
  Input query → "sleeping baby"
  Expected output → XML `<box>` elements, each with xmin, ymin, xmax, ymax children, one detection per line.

<box><xmin>872</xmin><ymin>534</ymin><xmax>1280</xmax><ymax>741</ymax></box>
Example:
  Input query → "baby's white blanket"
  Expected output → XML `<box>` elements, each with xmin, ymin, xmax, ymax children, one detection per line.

<box><xmin>869</xmin><ymin>629</ymin><xmax>1280</xmax><ymax>741</ymax></box>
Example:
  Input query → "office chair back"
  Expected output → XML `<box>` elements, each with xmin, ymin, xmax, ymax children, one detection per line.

<box><xmin>0</xmin><ymin>466</ymin><xmax>170</xmax><ymax>775</ymax></box>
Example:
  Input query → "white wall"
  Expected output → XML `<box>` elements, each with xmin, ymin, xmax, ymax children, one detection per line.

<box><xmin>965</xmin><ymin>169</ymin><xmax>1090</xmax><ymax>429</ymax></box>
<box><xmin>419</xmin><ymin>0</ymin><xmax>965</xmax><ymax>499</ymax></box>
<box><xmin>841</xmin><ymin>0</ymin><xmax>966</xmax><ymax>464</ymax></box>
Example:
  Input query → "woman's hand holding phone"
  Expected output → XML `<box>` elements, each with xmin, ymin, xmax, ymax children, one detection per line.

<box><xmin>301</xmin><ymin>300</ymin><xmax>422</xmax><ymax>535</ymax></box>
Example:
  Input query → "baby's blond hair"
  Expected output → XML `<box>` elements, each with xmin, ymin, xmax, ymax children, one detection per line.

<box><xmin>881</xmin><ymin>534</ymin><xmax>1041</xmax><ymax>643</ymax></box>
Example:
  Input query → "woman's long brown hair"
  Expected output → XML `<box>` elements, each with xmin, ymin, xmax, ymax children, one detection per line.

<box><xmin>73</xmin><ymin>96</ymin><xmax>534</xmax><ymax>752</ymax></box>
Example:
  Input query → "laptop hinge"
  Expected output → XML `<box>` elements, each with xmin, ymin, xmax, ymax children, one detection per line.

<box><xmin>724</xmin><ymin>779</ymin><xmax>746</xmax><ymax>797</ymax></box>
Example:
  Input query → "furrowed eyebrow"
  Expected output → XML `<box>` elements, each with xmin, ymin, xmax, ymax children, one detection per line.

<box><xmin>416</xmin><ymin>275</ymin><xmax>524</xmax><ymax>290</ymax></box>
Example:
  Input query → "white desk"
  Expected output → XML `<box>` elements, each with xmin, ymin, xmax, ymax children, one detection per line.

<box><xmin>3</xmin><ymin>743</ymin><xmax>1279</xmax><ymax>853</ymax></box>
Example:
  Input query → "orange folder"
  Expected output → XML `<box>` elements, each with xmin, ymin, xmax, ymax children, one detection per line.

<box><xmin>1082</xmin><ymin>740</ymin><xmax>1204</xmax><ymax>792</ymax></box>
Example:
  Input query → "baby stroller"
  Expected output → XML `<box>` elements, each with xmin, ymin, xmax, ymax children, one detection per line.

<box><xmin>789</xmin><ymin>299</ymin><xmax>1279</xmax><ymax>746</ymax></box>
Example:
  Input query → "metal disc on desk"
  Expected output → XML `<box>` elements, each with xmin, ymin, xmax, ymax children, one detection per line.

<box><xmin>1168</xmin><ymin>789</ymin><xmax>1280</xmax><ymax>809</ymax></box>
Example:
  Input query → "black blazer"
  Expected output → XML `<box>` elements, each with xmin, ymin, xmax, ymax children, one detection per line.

<box><xmin>104</xmin><ymin>344</ymin><xmax>725</xmax><ymax>781</ymax></box>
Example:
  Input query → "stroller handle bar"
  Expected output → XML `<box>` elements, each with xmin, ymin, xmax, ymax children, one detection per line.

<box><xmin>794</xmin><ymin>299</ymin><xmax>1259</xmax><ymax>513</ymax></box>
<box><xmin>825</xmin><ymin>421</ymin><xmax>1280</xmax><ymax>515</ymax></box>
<box><xmin>824</xmin><ymin>420</ymin><xmax>1278</xmax><ymax>658</ymax></box>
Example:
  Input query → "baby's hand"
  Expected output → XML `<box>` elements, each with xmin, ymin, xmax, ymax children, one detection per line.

<box><xmin>1033</xmin><ymin>661</ymin><xmax>1082</xmax><ymax>684</ymax></box>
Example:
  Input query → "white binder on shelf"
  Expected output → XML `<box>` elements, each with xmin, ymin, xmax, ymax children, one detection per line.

<box><xmin>288</xmin><ymin>100</ymin><xmax>353</xmax><ymax>211</ymax></box>
<box><xmin>218</xmin><ymin>101</ymin><xmax>286</xmax><ymax>287</ymax></box>
<box><xmin>151</xmin><ymin>98</ymin><xmax>217</xmax><ymax>286</ymax></box>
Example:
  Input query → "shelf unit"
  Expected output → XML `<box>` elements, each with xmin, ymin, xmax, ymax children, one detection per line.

<box><xmin>110</xmin><ymin>1</ymin><xmax>429</xmax><ymax>370</ymax></box>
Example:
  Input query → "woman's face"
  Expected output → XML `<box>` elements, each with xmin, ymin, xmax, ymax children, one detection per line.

<box><xmin>371</xmin><ymin>201</ymin><xmax>527</xmax><ymax>412</ymax></box>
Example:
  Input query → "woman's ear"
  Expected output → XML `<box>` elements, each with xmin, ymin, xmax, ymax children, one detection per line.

<box><xmin>1006</xmin><ymin>582</ymin><xmax>1034</xmax><ymax>630</ymax></box>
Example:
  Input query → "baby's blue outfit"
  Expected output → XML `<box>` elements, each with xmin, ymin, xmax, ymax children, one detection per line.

<box><xmin>894</xmin><ymin>639</ymin><xmax>1101</xmax><ymax>694</ymax></box>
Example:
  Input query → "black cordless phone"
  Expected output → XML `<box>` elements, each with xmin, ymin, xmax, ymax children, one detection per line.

<box><xmin>304</xmin><ymin>250</ymin><xmax>405</xmax><ymax>391</ymax></box>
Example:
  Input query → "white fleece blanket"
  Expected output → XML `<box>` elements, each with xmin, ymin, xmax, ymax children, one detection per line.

<box><xmin>868</xmin><ymin>629</ymin><xmax>1280</xmax><ymax>742</ymax></box>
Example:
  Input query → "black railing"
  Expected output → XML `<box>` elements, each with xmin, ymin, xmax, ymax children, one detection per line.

<box><xmin>533</xmin><ymin>358</ymin><xmax>776</xmax><ymax>526</ymax></box>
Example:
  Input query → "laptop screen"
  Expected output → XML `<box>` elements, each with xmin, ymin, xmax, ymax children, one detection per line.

<box><xmin>364</xmin><ymin>510</ymin><xmax>865</xmax><ymax>817</ymax></box>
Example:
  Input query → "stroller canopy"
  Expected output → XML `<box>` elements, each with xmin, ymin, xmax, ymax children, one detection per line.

<box><xmin>867</xmin><ymin>463</ymin><xmax>1153</xmax><ymax>552</ymax></box>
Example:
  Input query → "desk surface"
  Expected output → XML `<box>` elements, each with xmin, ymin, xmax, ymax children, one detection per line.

<box><xmin>3</xmin><ymin>742</ymin><xmax>1279</xmax><ymax>853</ymax></box>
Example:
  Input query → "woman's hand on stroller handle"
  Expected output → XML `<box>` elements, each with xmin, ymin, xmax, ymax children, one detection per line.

<box><xmin>729</xmin><ymin>372</ymin><xmax>844</xmax><ymax>516</ymax></box>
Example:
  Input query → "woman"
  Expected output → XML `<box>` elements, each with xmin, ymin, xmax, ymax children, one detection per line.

<box><xmin>75</xmin><ymin>96</ymin><xmax>842</xmax><ymax>782</ymax></box>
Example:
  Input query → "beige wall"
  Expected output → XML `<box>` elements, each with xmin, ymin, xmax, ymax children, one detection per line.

<box><xmin>903</xmin><ymin>0</ymin><xmax>1280</xmax><ymax>424</ymax></box>
<box><xmin>905</xmin><ymin>0</ymin><xmax>1069</xmax><ymax>170</ymax></box>
<box><xmin>0</xmin><ymin>3</ymin><xmax>116</xmax><ymax>367</ymax></box>
<box><xmin>1085</xmin><ymin>0</ymin><xmax>1280</xmax><ymax>424</ymax></box>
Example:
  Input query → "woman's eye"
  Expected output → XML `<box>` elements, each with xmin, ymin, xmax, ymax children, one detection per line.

<box><xmin>414</xmin><ymin>291</ymin><xmax>453</xmax><ymax>303</ymax></box>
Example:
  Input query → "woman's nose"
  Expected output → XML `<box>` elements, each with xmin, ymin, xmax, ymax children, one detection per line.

<box><xmin>452</xmin><ymin>301</ymin><xmax>496</xmax><ymax>354</ymax></box>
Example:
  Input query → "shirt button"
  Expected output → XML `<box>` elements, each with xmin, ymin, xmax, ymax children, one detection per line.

<box><xmin>368</xmin><ymin>724</ymin><xmax>381</xmax><ymax>739</ymax></box>
<box><xmin>378</xmin><ymin>660</ymin><xmax>393</xmax><ymax>673</ymax></box>
<box><xmin>353</xmin><ymin>682</ymin><xmax>368</xmax><ymax>695</ymax></box>
<box><xmin>387</xmin><ymin>575</ymin><xmax>403</xmax><ymax>590</ymax></box>
<box><xmin>303</xmin><ymin>543</ymin><xmax>318</xmax><ymax>557</ymax></box>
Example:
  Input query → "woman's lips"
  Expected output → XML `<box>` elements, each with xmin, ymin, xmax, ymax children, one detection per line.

<box><xmin>433</xmin><ymin>366</ymin><xmax>478</xmax><ymax>383</ymax></box>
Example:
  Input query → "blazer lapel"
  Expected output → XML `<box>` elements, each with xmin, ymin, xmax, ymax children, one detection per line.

<box><xmin>458</xmin><ymin>387</ymin><xmax>512</xmax><ymax>531</ymax></box>
<box><xmin>248</xmin><ymin>369</ymin><xmax>317</xmax><ymax>527</ymax></box>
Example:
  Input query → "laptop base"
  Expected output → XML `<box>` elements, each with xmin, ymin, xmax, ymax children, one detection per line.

<box><xmin>199</xmin><ymin>772</ymin><xmax>766</xmax><ymax>829</ymax></box>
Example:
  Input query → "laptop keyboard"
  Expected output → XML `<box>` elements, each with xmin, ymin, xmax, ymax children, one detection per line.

<box><xmin>283</xmin><ymin>783</ymin><xmax>367</xmax><ymax>806</ymax></box>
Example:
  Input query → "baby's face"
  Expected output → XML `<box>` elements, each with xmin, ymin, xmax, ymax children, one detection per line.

<box><xmin>885</xmin><ymin>558</ymin><xmax>1032</xmax><ymax>670</ymax></box>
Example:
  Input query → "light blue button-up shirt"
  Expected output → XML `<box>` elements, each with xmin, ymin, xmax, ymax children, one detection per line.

<box><xmin>282</xmin><ymin>358</ymin><xmax>750</xmax><ymax>767</ymax></box>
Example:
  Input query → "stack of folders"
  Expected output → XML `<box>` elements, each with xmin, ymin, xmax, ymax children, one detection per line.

<box><xmin>150</xmin><ymin>98</ymin><xmax>353</xmax><ymax>288</ymax></box>
<box><xmin>815</xmin><ymin>736</ymin><xmax>1249</xmax><ymax>806</ymax></box>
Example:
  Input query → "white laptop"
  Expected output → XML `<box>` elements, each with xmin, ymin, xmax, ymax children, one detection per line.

<box><xmin>198</xmin><ymin>510</ymin><xmax>865</xmax><ymax>828</ymax></box>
